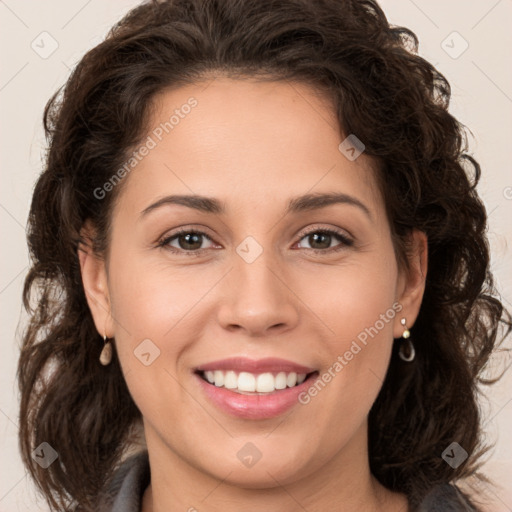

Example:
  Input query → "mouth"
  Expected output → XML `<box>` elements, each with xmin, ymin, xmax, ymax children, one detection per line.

<box><xmin>195</xmin><ymin>369</ymin><xmax>318</xmax><ymax>395</ymax></box>
<box><xmin>193</xmin><ymin>357</ymin><xmax>319</xmax><ymax>419</ymax></box>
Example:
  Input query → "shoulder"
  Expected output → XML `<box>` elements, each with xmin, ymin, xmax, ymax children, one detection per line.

<box><xmin>417</xmin><ymin>483</ymin><xmax>480</xmax><ymax>512</ymax></box>
<box><xmin>98</xmin><ymin>450</ymin><xmax>150</xmax><ymax>512</ymax></box>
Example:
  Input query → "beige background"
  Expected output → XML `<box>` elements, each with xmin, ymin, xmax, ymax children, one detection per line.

<box><xmin>1</xmin><ymin>0</ymin><xmax>511</xmax><ymax>510</ymax></box>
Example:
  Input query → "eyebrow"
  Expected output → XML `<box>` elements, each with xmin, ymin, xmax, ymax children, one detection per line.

<box><xmin>140</xmin><ymin>192</ymin><xmax>372</xmax><ymax>220</ymax></box>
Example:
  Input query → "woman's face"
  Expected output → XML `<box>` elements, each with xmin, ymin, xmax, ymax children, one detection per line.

<box><xmin>82</xmin><ymin>77</ymin><xmax>426</xmax><ymax>490</ymax></box>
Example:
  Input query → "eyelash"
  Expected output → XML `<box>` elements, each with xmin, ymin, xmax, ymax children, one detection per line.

<box><xmin>156</xmin><ymin>226</ymin><xmax>354</xmax><ymax>257</ymax></box>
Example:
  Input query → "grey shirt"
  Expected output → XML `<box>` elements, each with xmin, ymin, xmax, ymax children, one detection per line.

<box><xmin>102</xmin><ymin>451</ymin><xmax>479</xmax><ymax>511</ymax></box>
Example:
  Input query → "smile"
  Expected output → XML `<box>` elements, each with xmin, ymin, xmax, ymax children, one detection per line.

<box><xmin>198</xmin><ymin>370</ymin><xmax>313</xmax><ymax>394</ymax></box>
<box><xmin>194</xmin><ymin>357</ymin><xmax>319</xmax><ymax>419</ymax></box>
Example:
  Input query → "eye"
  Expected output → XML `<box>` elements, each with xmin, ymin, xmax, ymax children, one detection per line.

<box><xmin>157</xmin><ymin>228</ymin><xmax>216</xmax><ymax>256</ymax></box>
<box><xmin>157</xmin><ymin>226</ymin><xmax>354</xmax><ymax>256</ymax></box>
<box><xmin>295</xmin><ymin>228</ymin><xmax>354</xmax><ymax>253</ymax></box>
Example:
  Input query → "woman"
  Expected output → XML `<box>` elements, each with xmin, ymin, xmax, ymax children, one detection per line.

<box><xmin>18</xmin><ymin>0</ymin><xmax>511</xmax><ymax>511</ymax></box>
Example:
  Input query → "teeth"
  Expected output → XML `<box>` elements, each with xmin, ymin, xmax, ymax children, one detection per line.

<box><xmin>297</xmin><ymin>373</ymin><xmax>306</xmax><ymax>384</ymax></box>
<box><xmin>275</xmin><ymin>372</ymin><xmax>287</xmax><ymax>389</ymax></box>
<box><xmin>214</xmin><ymin>370</ymin><xmax>224</xmax><ymax>387</ymax></box>
<box><xmin>201</xmin><ymin>370</ymin><xmax>308</xmax><ymax>393</ymax></box>
<box><xmin>256</xmin><ymin>372</ymin><xmax>274</xmax><ymax>392</ymax></box>
<box><xmin>238</xmin><ymin>372</ymin><xmax>256</xmax><ymax>392</ymax></box>
<box><xmin>286</xmin><ymin>372</ymin><xmax>297</xmax><ymax>387</ymax></box>
<box><xmin>224</xmin><ymin>370</ymin><xmax>238</xmax><ymax>389</ymax></box>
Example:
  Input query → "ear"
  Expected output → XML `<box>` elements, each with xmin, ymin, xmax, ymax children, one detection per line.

<box><xmin>77</xmin><ymin>220</ymin><xmax>114</xmax><ymax>338</ymax></box>
<box><xmin>394</xmin><ymin>229</ymin><xmax>428</xmax><ymax>338</ymax></box>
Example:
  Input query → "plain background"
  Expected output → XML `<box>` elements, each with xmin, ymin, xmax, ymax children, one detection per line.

<box><xmin>1</xmin><ymin>0</ymin><xmax>511</xmax><ymax>510</ymax></box>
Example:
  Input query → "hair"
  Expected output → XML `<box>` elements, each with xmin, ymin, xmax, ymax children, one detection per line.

<box><xmin>18</xmin><ymin>0</ymin><xmax>511</xmax><ymax>510</ymax></box>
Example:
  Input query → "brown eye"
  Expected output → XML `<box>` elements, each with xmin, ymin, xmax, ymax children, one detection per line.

<box><xmin>158</xmin><ymin>229</ymin><xmax>215</xmax><ymax>255</ymax></box>
<box><xmin>306</xmin><ymin>232</ymin><xmax>332</xmax><ymax>250</ymax></box>
<box><xmin>175</xmin><ymin>232</ymin><xmax>204</xmax><ymax>250</ymax></box>
<box><xmin>296</xmin><ymin>229</ymin><xmax>354</xmax><ymax>253</ymax></box>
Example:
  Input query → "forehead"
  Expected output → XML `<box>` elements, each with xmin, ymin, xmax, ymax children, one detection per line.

<box><xmin>113</xmin><ymin>77</ymin><xmax>384</xmax><ymax>220</ymax></box>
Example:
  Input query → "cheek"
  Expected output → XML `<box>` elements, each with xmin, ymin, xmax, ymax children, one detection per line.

<box><xmin>105</xmin><ymin>257</ymin><xmax>198</xmax><ymax>424</ymax></box>
<box><xmin>108</xmin><ymin>245</ymin><xmax>203</xmax><ymax>339</ymax></box>
<box><xmin>105</xmin><ymin>247</ymin><xmax>198</xmax><ymax>393</ymax></box>
<box><xmin>319</xmin><ymin>248</ymin><xmax>398</xmax><ymax>343</ymax></box>
<box><xmin>311</xmin><ymin>246</ymin><xmax>399</xmax><ymax>398</ymax></box>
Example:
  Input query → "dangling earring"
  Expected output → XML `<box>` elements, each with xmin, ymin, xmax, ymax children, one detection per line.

<box><xmin>99</xmin><ymin>332</ymin><xmax>113</xmax><ymax>366</ymax></box>
<box><xmin>398</xmin><ymin>318</ymin><xmax>415</xmax><ymax>362</ymax></box>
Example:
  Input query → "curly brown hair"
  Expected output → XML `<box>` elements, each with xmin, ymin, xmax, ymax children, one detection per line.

<box><xmin>18</xmin><ymin>0</ymin><xmax>511</xmax><ymax>510</ymax></box>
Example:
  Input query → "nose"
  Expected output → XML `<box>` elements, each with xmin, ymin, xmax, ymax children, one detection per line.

<box><xmin>216</xmin><ymin>249</ymin><xmax>300</xmax><ymax>337</ymax></box>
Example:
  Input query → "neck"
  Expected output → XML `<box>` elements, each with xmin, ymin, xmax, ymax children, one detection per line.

<box><xmin>141</xmin><ymin>424</ymin><xmax>409</xmax><ymax>512</ymax></box>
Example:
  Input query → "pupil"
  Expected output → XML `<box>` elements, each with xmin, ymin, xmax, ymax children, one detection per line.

<box><xmin>310</xmin><ymin>233</ymin><xmax>330</xmax><ymax>249</ymax></box>
<box><xmin>181</xmin><ymin>233</ymin><xmax>201</xmax><ymax>250</ymax></box>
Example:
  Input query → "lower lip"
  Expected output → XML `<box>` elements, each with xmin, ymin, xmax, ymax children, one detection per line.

<box><xmin>195</xmin><ymin>372</ymin><xmax>318</xmax><ymax>420</ymax></box>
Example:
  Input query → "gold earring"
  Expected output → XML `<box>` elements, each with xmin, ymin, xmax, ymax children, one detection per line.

<box><xmin>398</xmin><ymin>318</ymin><xmax>415</xmax><ymax>362</ymax></box>
<box><xmin>99</xmin><ymin>332</ymin><xmax>113</xmax><ymax>366</ymax></box>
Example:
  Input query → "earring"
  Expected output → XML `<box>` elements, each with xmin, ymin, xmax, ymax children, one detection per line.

<box><xmin>398</xmin><ymin>318</ymin><xmax>415</xmax><ymax>362</ymax></box>
<box><xmin>99</xmin><ymin>332</ymin><xmax>113</xmax><ymax>366</ymax></box>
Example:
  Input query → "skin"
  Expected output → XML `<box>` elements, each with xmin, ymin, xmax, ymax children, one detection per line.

<box><xmin>79</xmin><ymin>76</ymin><xmax>427</xmax><ymax>512</ymax></box>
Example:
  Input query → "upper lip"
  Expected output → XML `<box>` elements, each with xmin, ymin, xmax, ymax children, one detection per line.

<box><xmin>195</xmin><ymin>357</ymin><xmax>316</xmax><ymax>374</ymax></box>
